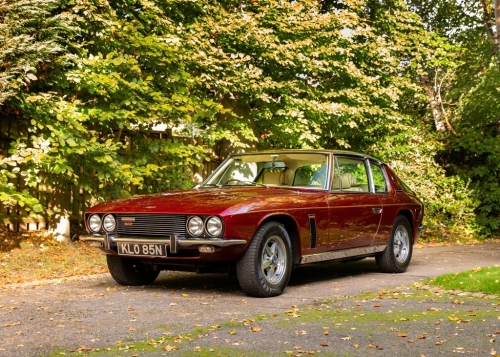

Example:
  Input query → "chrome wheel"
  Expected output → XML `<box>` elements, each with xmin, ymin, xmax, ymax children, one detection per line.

<box><xmin>376</xmin><ymin>215</ymin><xmax>413</xmax><ymax>273</ymax></box>
<box><xmin>236</xmin><ymin>221</ymin><xmax>292</xmax><ymax>297</ymax></box>
<box><xmin>261</xmin><ymin>234</ymin><xmax>287</xmax><ymax>285</ymax></box>
<box><xmin>393</xmin><ymin>225</ymin><xmax>410</xmax><ymax>264</ymax></box>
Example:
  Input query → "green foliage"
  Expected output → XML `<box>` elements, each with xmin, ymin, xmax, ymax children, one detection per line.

<box><xmin>1</xmin><ymin>0</ymin><xmax>499</xmax><ymax>240</ymax></box>
<box><xmin>370</xmin><ymin>122</ymin><xmax>480</xmax><ymax>236</ymax></box>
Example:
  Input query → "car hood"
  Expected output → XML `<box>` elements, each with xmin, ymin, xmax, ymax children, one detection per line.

<box><xmin>86</xmin><ymin>187</ymin><xmax>311</xmax><ymax>216</ymax></box>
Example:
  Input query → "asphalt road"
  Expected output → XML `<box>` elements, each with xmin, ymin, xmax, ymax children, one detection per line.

<box><xmin>1</xmin><ymin>242</ymin><xmax>499</xmax><ymax>357</ymax></box>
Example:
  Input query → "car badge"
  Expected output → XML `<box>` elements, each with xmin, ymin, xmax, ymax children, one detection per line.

<box><xmin>121</xmin><ymin>217</ymin><xmax>135</xmax><ymax>226</ymax></box>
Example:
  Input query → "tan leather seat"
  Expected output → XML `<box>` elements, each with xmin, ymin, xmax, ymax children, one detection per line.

<box><xmin>340</xmin><ymin>173</ymin><xmax>363</xmax><ymax>192</ymax></box>
<box><xmin>263</xmin><ymin>172</ymin><xmax>284</xmax><ymax>186</ymax></box>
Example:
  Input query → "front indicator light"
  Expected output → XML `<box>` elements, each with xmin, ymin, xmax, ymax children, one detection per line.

<box><xmin>187</xmin><ymin>216</ymin><xmax>204</xmax><ymax>236</ymax></box>
<box><xmin>199</xmin><ymin>246</ymin><xmax>220</xmax><ymax>253</ymax></box>
<box><xmin>206</xmin><ymin>216</ymin><xmax>223</xmax><ymax>237</ymax></box>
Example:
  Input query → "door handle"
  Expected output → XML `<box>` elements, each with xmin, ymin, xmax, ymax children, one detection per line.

<box><xmin>372</xmin><ymin>208</ymin><xmax>383</xmax><ymax>214</ymax></box>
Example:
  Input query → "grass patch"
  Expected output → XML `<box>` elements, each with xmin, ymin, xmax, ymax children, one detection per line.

<box><xmin>425</xmin><ymin>266</ymin><xmax>500</xmax><ymax>294</ymax></box>
<box><xmin>0</xmin><ymin>230</ymin><xmax>107</xmax><ymax>285</ymax></box>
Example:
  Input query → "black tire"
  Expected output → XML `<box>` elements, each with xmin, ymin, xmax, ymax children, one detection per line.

<box><xmin>107</xmin><ymin>255</ymin><xmax>160</xmax><ymax>286</ymax></box>
<box><xmin>376</xmin><ymin>216</ymin><xmax>413</xmax><ymax>273</ymax></box>
<box><xmin>236</xmin><ymin>222</ymin><xmax>292</xmax><ymax>297</ymax></box>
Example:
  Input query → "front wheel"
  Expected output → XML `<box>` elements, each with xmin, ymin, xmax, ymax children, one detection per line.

<box><xmin>236</xmin><ymin>222</ymin><xmax>292</xmax><ymax>297</ymax></box>
<box><xmin>107</xmin><ymin>255</ymin><xmax>160</xmax><ymax>286</ymax></box>
<box><xmin>376</xmin><ymin>216</ymin><xmax>413</xmax><ymax>273</ymax></box>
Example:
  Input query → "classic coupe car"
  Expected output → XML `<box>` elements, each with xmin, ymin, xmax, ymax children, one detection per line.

<box><xmin>83</xmin><ymin>150</ymin><xmax>424</xmax><ymax>297</ymax></box>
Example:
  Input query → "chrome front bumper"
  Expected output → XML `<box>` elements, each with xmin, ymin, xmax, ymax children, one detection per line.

<box><xmin>81</xmin><ymin>234</ymin><xmax>247</xmax><ymax>253</ymax></box>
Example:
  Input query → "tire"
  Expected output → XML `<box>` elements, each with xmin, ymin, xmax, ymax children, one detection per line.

<box><xmin>107</xmin><ymin>255</ymin><xmax>160</xmax><ymax>286</ymax></box>
<box><xmin>376</xmin><ymin>216</ymin><xmax>413</xmax><ymax>273</ymax></box>
<box><xmin>236</xmin><ymin>222</ymin><xmax>292</xmax><ymax>297</ymax></box>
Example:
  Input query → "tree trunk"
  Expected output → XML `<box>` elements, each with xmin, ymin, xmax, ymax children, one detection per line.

<box><xmin>424</xmin><ymin>81</ymin><xmax>447</xmax><ymax>132</ymax></box>
<box><xmin>496</xmin><ymin>0</ymin><xmax>500</xmax><ymax>47</ymax></box>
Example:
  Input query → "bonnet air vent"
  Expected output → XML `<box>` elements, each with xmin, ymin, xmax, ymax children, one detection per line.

<box><xmin>308</xmin><ymin>214</ymin><xmax>317</xmax><ymax>249</ymax></box>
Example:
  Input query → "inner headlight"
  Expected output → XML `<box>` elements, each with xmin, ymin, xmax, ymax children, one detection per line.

<box><xmin>102</xmin><ymin>214</ymin><xmax>116</xmax><ymax>232</ymax></box>
<box><xmin>206</xmin><ymin>216</ymin><xmax>223</xmax><ymax>237</ymax></box>
<box><xmin>187</xmin><ymin>216</ymin><xmax>204</xmax><ymax>236</ymax></box>
<box><xmin>88</xmin><ymin>214</ymin><xmax>102</xmax><ymax>233</ymax></box>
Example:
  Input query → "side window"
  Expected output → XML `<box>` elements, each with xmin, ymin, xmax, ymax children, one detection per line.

<box><xmin>334</xmin><ymin>157</ymin><xmax>369</xmax><ymax>192</ymax></box>
<box><xmin>370</xmin><ymin>162</ymin><xmax>388</xmax><ymax>193</ymax></box>
<box><xmin>293</xmin><ymin>164</ymin><xmax>327</xmax><ymax>188</ymax></box>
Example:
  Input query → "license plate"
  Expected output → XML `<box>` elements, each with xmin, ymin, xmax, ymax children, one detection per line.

<box><xmin>117</xmin><ymin>242</ymin><xmax>166</xmax><ymax>257</ymax></box>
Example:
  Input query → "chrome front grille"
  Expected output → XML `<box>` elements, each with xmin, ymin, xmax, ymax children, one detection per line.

<box><xmin>116</xmin><ymin>214</ymin><xmax>186</xmax><ymax>238</ymax></box>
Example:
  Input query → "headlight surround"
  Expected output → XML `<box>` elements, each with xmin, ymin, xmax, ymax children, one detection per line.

<box><xmin>102</xmin><ymin>214</ymin><xmax>116</xmax><ymax>232</ymax></box>
<box><xmin>88</xmin><ymin>214</ymin><xmax>102</xmax><ymax>233</ymax></box>
<box><xmin>205</xmin><ymin>216</ymin><xmax>223</xmax><ymax>237</ymax></box>
<box><xmin>187</xmin><ymin>216</ymin><xmax>204</xmax><ymax>237</ymax></box>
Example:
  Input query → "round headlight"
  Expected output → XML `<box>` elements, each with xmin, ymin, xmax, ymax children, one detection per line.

<box><xmin>102</xmin><ymin>214</ymin><xmax>116</xmax><ymax>232</ymax></box>
<box><xmin>206</xmin><ymin>216</ymin><xmax>223</xmax><ymax>237</ymax></box>
<box><xmin>187</xmin><ymin>216</ymin><xmax>204</xmax><ymax>236</ymax></box>
<box><xmin>88</xmin><ymin>214</ymin><xmax>102</xmax><ymax>232</ymax></box>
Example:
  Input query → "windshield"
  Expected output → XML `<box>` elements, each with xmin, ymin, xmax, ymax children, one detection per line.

<box><xmin>202</xmin><ymin>152</ymin><xmax>330</xmax><ymax>189</ymax></box>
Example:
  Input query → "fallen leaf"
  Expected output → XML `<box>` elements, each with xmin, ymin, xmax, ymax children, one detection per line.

<box><xmin>251</xmin><ymin>326</ymin><xmax>262</xmax><ymax>332</ymax></box>
<box><xmin>320</xmin><ymin>342</ymin><xmax>328</xmax><ymax>346</ymax></box>
<box><xmin>397</xmin><ymin>333</ymin><xmax>407</xmax><ymax>338</ymax></box>
<box><xmin>163</xmin><ymin>345</ymin><xmax>178</xmax><ymax>351</ymax></box>
<box><xmin>77</xmin><ymin>346</ymin><xmax>92</xmax><ymax>352</ymax></box>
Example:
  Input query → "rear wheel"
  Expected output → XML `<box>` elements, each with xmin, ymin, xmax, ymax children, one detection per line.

<box><xmin>236</xmin><ymin>222</ymin><xmax>292</xmax><ymax>297</ymax></box>
<box><xmin>376</xmin><ymin>216</ymin><xmax>413</xmax><ymax>273</ymax></box>
<box><xmin>107</xmin><ymin>255</ymin><xmax>160</xmax><ymax>286</ymax></box>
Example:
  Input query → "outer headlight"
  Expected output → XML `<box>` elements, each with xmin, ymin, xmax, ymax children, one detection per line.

<box><xmin>205</xmin><ymin>216</ymin><xmax>223</xmax><ymax>237</ymax></box>
<box><xmin>88</xmin><ymin>214</ymin><xmax>102</xmax><ymax>233</ymax></box>
<box><xmin>187</xmin><ymin>216</ymin><xmax>204</xmax><ymax>236</ymax></box>
<box><xmin>102</xmin><ymin>214</ymin><xmax>116</xmax><ymax>232</ymax></box>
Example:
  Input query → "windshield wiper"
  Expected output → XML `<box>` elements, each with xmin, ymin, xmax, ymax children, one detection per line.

<box><xmin>197</xmin><ymin>183</ymin><xmax>221</xmax><ymax>189</ymax></box>
<box><xmin>221</xmin><ymin>180</ymin><xmax>268</xmax><ymax>187</ymax></box>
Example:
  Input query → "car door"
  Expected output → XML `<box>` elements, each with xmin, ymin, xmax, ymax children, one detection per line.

<box><xmin>327</xmin><ymin>156</ymin><xmax>382</xmax><ymax>250</ymax></box>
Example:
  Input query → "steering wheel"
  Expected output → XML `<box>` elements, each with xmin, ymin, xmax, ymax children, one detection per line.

<box><xmin>224</xmin><ymin>178</ymin><xmax>243</xmax><ymax>185</ymax></box>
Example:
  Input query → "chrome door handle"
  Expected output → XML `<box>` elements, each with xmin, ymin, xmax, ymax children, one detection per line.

<box><xmin>372</xmin><ymin>208</ymin><xmax>382</xmax><ymax>214</ymax></box>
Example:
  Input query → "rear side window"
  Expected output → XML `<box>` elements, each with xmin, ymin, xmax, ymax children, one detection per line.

<box><xmin>370</xmin><ymin>162</ymin><xmax>388</xmax><ymax>193</ymax></box>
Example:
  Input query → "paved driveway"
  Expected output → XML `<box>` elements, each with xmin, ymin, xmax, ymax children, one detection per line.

<box><xmin>1</xmin><ymin>242</ymin><xmax>499</xmax><ymax>356</ymax></box>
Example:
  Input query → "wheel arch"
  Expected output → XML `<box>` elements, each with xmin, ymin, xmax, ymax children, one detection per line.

<box><xmin>259</xmin><ymin>214</ymin><xmax>301</xmax><ymax>267</ymax></box>
<box><xmin>395</xmin><ymin>209</ymin><xmax>416</xmax><ymax>243</ymax></box>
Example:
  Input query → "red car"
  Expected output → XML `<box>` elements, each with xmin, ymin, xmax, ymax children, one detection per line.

<box><xmin>82</xmin><ymin>150</ymin><xmax>424</xmax><ymax>297</ymax></box>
